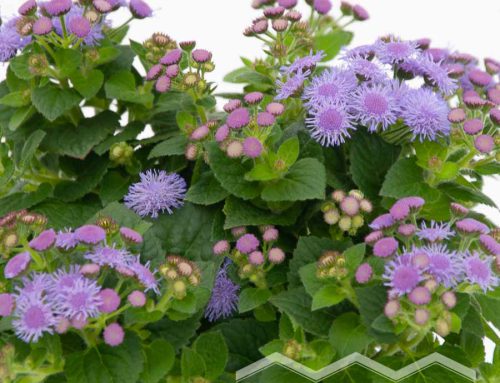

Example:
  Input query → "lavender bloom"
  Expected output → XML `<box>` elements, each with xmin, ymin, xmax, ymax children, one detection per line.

<box><xmin>424</xmin><ymin>244</ymin><xmax>462</xmax><ymax>287</ymax></box>
<box><xmin>4</xmin><ymin>252</ymin><xmax>32</xmax><ymax>279</ymax></box>
<box><xmin>128</xmin><ymin>258</ymin><xmax>159</xmax><ymax>293</ymax></box>
<box><xmin>400</xmin><ymin>87</ymin><xmax>450</xmax><ymax>141</ymax></box>
<box><xmin>462</xmin><ymin>253</ymin><xmax>498</xmax><ymax>292</ymax></box>
<box><xmin>103</xmin><ymin>322</ymin><xmax>125</xmax><ymax>346</ymax></box>
<box><xmin>281</xmin><ymin>51</ymin><xmax>325</xmax><ymax>75</ymax></box>
<box><xmin>343</xmin><ymin>44</ymin><xmax>376</xmax><ymax>60</ymax></box>
<box><xmin>416</xmin><ymin>221</ymin><xmax>455</xmax><ymax>242</ymax></box>
<box><xmin>303</xmin><ymin>68</ymin><xmax>357</xmax><ymax>105</ymax></box>
<box><xmin>414</xmin><ymin>54</ymin><xmax>458</xmax><ymax>95</ymax></box>
<box><xmin>48</xmin><ymin>267</ymin><xmax>83</xmax><ymax>293</ymax></box>
<box><xmin>345</xmin><ymin>57</ymin><xmax>388</xmax><ymax>83</ymax></box>
<box><xmin>0</xmin><ymin>19</ymin><xmax>28</xmax><ymax>62</ymax></box>
<box><xmin>124</xmin><ymin>170</ymin><xmax>187</xmax><ymax>218</ymax></box>
<box><xmin>236</xmin><ymin>234</ymin><xmax>260</xmax><ymax>254</ymax></box>
<box><xmin>305</xmin><ymin>100</ymin><xmax>355</xmax><ymax>146</ymax></box>
<box><xmin>275</xmin><ymin>70</ymin><xmax>310</xmax><ymax>100</ymax></box>
<box><xmin>84</xmin><ymin>245</ymin><xmax>132</xmax><ymax>269</ymax></box>
<box><xmin>53</xmin><ymin>277</ymin><xmax>102</xmax><ymax>321</ymax></box>
<box><xmin>16</xmin><ymin>273</ymin><xmax>51</xmax><ymax>301</ymax></box>
<box><xmin>12</xmin><ymin>295</ymin><xmax>57</xmax><ymax>342</ymax></box>
<box><xmin>75</xmin><ymin>225</ymin><xmax>106</xmax><ymax>244</ymax></box>
<box><xmin>29</xmin><ymin>229</ymin><xmax>56</xmax><ymax>251</ymax></box>
<box><xmin>375</xmin><ymin>38</ymin><xmax>419</xmax><ymax>64</ymax></box>
<box><xmin>369</xmin><ymin>213</ymin><xmax>395</xmax><ymax>230</ymax></box>
<box><xmin>53</xmin><ymin>6</ymin><xmax>106</xmax><ymax>46</ymax></box>
<box><xmin>479</xmin><ymin>234</ymin><xmax>500</xmax><ymax>256</ymax></box>
<box><xmin>55</xmin><ymin>229</ymin><xmax>78</xmax><ymax>250</ymax></box>
<box><xmin>456</xmin><ymin>218</ymin><xmax>490</xmax><ymax>235</ymax></box>
<box><xmin>205</xmin><ymin>261</ymin><xmax>239</xmax><ymax>322</ymax></box>
<box><xmin>350</xmin><ymin>83</ymin><xmax>400</xmax><ymax>132</ymax></box>
<box><xmin>129</xmin><ymin>0</ymin><xmax>153</xmax><ymax>18</ymax></box>
<box><xmin>44</xmin><ymin>0</ymin><xmax>72</xmax><ymax>16</ymax></box>
<box><xmin>383</xmin><ymin>254</ymin><xmax>422</xmax><ymax>295</ymax></box>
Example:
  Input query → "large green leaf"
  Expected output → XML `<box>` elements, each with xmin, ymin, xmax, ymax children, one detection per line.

<box><xmin>31</xmin><ymin>84</ymin><xmax>81</xmax><ymax>121</ymax></box>
<box><xmin>99</xmin><ymin>171</ymin><xmax>131</xmax><ymax>205</ymax></box>
<box><xmin>223</xmin><ymin>196</ymin><xmax>301</xmax><ymax>229</ymax></box>
<box><xmin>238</xmin><ymin>288</ymin><xmax>272</xmax><ymax>313</ymax></box>
<box><xmin>314</xmin><ymin>30</ymin><xmax>353</xmax><ymax>61</ymax></box>
<box><xmin>19</xmin><ymin>130</ymin><xmax>46</xmax><ymax>171</ymax></box>
<box><xmin>261</xmin><ymin>158</ymin><xmax>326</xmax><ymax>202</ymax></box>
<box><xmin>42</xmin><ymin>111</ymin><xmax>119</xmax><ymax>159</ymax></box>
<box><xmin>185</xmin><ymin>171</ymin><xmax>229</xmax><ymax>205</ymax></box>
<box><xmin>54</xmin><ymin>49</ymin><xmax>83</xmax><ymax>77</ymax></box>
<box><xmin>0</xmin><ymin>183</ymin><xmax>53</xmax><ymax>216</ymax></box>
<box><xmin>270</xmin><ymin>288</ymin><xmax>334</xmax><ymax>336</ymax></box>
<box><xmin>65</xmin><ymin>333</ymin><xmax>144</xmax><ymax>383</ymax></box>
<box><xmin>139</xmin><ymin>339</ymin><xmax>175</xmax><ymax>383</ymax></box>
<box><xmin>148</xmin><ymin>136</ymin><xmax>188</xmax><ymax>159</ymax></box>
<box><xmin>329</xmin><ymin>312</ymin><xmax>373</xmax><ymax>357</ymax></box>
<box><xmin>349</xmin><ymin>130</ymin><xmax>400</xmax><ymax>200</ymax></box>
<box><xmin>104</xmin><ymin>70</ymin><xmax>153</xmax><ymax>105</ymax></box>
<box><xmin>33</xmin><ymin>199</ymin><xmax>101</xmax><ymax>229</ymax></box>
<box><xmin>312</xmin><ymin>285</ymin><xmax>346</xmax><ymax>311</ymax></box>
<box><xmin>193</xmin><ymin>332</ymin><xmax>229</xmax><ymax>380</ymax></box>
<box><xmin>206</xmin><ymin>142</ymin><xmax>261</xmax><ymax>200</ymax></box>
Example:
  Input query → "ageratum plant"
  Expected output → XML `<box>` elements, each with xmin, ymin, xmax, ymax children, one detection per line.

<box><xmin>0</xmin><ymin>0</ymin><xmax>499</xmax><ymax>382</ymax></box>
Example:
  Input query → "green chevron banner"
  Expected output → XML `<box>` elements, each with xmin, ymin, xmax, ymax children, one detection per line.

<box><xmin>237</xmin><ymin>352</ymin><xmax>476</xmax><ymax>382</ymax></box>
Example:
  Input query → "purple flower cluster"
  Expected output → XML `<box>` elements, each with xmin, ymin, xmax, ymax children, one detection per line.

<box><xmin>275</xmin><ymin>38</ymin><xmax>461</xmax><ymax>146</ymax></box>
<box><xmin>361</xmin><ymin>197</ymin><xmax>499</xmax><ymax>335</ymax></box>
<box><xmin>205</xmin><ymin>259</ymin><xmax>239</xmax><ymax>322</ymax></box>
<box><xmin>1</xmin><ymin>217</ymin><xmax>158</xmax><ymax>345</ymax></box>
<box><xmin>0</xmin><ymin>18</ymin><xmax>31</xmax><ymax>62</ymax></box>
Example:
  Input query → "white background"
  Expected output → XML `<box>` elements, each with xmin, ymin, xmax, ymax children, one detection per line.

<box><xmin>1</xmin><ymin>0</ymin><xmax>499</xmax><ymax>360</ymax></box>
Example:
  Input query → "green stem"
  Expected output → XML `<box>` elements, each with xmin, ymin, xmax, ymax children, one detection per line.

<box><xmin>59</xmin><ymin>16</ymin><xmax>68</xmax><ymax>39</ymax></box>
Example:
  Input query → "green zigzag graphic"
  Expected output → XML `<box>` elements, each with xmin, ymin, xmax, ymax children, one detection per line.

<box><xmin>236</xmin><ymin>352</ymin><xmax>476</xmax><ymax>382</ymax></box>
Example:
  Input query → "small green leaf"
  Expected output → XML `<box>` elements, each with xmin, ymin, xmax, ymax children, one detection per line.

<box><xmin>312</xmin><ymin>285</ymin><xmax>345</xmax><ymax>311</ymax></box>
<box><xmin>54</xmin><ymin>49</ymin><xmax>82</xmax><ymax>77</ymax></box>
<box><xmin>181</xmin><ymin>348</ymin><xmax>206</xmax><ymax>378</ymax></box>
<box><xmin>299</xmin><ymin>263</ymin><xmax>324</xmax><ymax>298</ymax></box>
<box><xmin>19</xmin><ymin>130</ymin><xmax>46</xmax><ymax>171</ymax></box>
<box><xmin>277</xmin><ymin>136</ymin><xmax>300</xmax><ymax>167</ymax></box>
<box><xmin>261</xmin><ymin>158</ymin><xmax>326</xmax><ymax>202</ymax></box>
<box><xmin>70</xmin><ymin>69</ymin><xmax>104</xmax><ymax>99</ymax></box>
<box><xmin>148</xmin><ymin>136</ymin><xmax>188</xmax><ymax>159</ymax></box>
<box><xmin>206</xmin><ymin>142</ymin><xmax>260</xmax><ymax>200</ymax></box>
<box><xmin>9</xmin><ymin>54</ymin><xmax>35</xmax><ymax>80</ymax></box>
<box><xmin>245</xmin><ymin>162</ymin><xmax>280</xmax><ymax>182</ymax></box>
<box><xmin>31</xmin><ymin>84</ymin><xmax>81</xmax><ymax>121</ymax></box>
<box><xmin>105</xmin><ymin>70</ymin><xmax>153</xmax><ymax>106</ymax></box>
<box><xmin>259</xmin><ymin>339</ymin><xmax>285</xmax><ymax>356</ymax></box>
<box><xmin>344</xmin><ymin>243</ymin><xmax>366</xmax><ymax>276</ymax></box>
<box><xmin>223</xmin><ymin>196</ymin><xmax>301</xmax><ymax>229</ymax></box>
<box><xmin>436</xmin><ymin>162</ymin><xmax>460</xmax><ymax>181</ymax></box>
<box><xmin>238</xmin><ymin>288</ymin><xmax>272</xmax><ymax>313</ymax></box>
<box><xmin>185</xmin><ymin>171</ymin><xmax>229</xmax><ymax>206</ymax></box>
<box><xmin>314</xmin><ymin>30</ymin><xmax>353</xmax><ymax>61</ymax></box>
<box><xmin>8</xmin><ymin>105</ymin><xmax>34</xmax><ymax>130</ymax></box>
<box><xmin>329</xmin><ymin>312</ymin><xmax>373</xmax><ymax>357</ymax></box>
<box><xmin>0</xmin><ymin>90</ymin><xmax>30</xmax><ymax>107</ymax></box>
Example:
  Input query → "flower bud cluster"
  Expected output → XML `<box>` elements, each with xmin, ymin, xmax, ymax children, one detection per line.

<box><xmin>212</xmin><ymin>226</ymin><xmax>286</xmax><ymax>289</ymax></box>
<box><xmin>145</xmin><ymin>35</ymin><xmax>214</xmax><ymax>95</ymax></box>
<box><xmin>316</xmin><ymin>250</ymin><xmax>348</xmax><ymax>279</ymax></box>
<box><xmin>360</xmin><ymin>197</ymin><xmax>499</xmax><ymax>338</ymax></box>
<box><xmin>159</xmin><ymin>255</ymin><xmax>202</xmax><ymax>300</ymax></box>
<box><xmin>322</xmin><ymin>189</ymin><xmax>372</xmax><ymax>235</ymax></box>
<box><xmin>0</xmin><ymin>210</ymin><xmax>47</xmax><ymax>257</ymax></box>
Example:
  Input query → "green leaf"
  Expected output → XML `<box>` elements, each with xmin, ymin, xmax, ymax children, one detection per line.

<box><xmin>270</xmin><ymin>288</ymin><xmax>333</xmax><ymax>336</ymax></box>
<box><xmin>223</xmin><ymin>67</ymin><xmax>273</xmax><ymax>87</ymax></box>
<box><xmin>9</xmin><ymin>54</ymin><xmax>35</xmax><ymax>80</ymax></box>
<box><xmin>33</xmin><ymin>199</ymin><xmax>101</xmax><ymax>230</ymax></box>
<box><xmin>194</xmin><ymin>332</ymin><xmax>228</xmax><ymax>380</ymax></box>
<box><xmin>414</xmin><ymin>140</ymin><xmax>448</xmax><ymax>169</ymax></box>
<box><xmin>70</xmin><ymin>69</ymin><xmax>105</xmax><ymax>99</ymax></box>
<box><xmin>213</xmin><ymin>318</ymin><xmax>278</xmax><ymax>371</ymax></box>
<box><xmin>19</xmin><ymin>130</ymin><xmax>46</xmax><ymax>171</ymax></box>
<box><xmin>436</xmin><ymin>162</ymin><xmax>460</xmax><ymax>181</ymax></box>
<box><xmin>439</xmin><ymin>182</ymin><xmax>496</xmax><ymax>207</ymax></box>
<box><xmin>42</xmin><ymin>111</ymin><xmax>119</xmax><ymax>159</ymax></box>
<box><xmin>181</xmin><ymin>348</ymin><xmax>206</xmax><ymax>378</ymax></box>
<box><xmin>8</xmin><ymin>105</ymin><xmax>35</xmax><ymax>131</ymax></box>
<box><xmin>344</xmin><ymin>243</ymin><xmax>366</xmax><ymax>276</ymax></box>
<box><xmin>31</xmin><ymin>84</ymin><xmax>81</xmax><ymax>121</ymax></box>
<box><xmin>147</xmin><ymin>314</ymin><xmax>202</xmax><ymax>353</ymax></box>
<box><xmin>475</xmin><ymin>294</ymin><xmax>500</xmax><ymax>330</ymax></box>
<box><xmin>65</xmin><ymin>333</ymin><xmax>144</xmax><ymax>383</ymax></box>
<box><xmin>245</xmin><ymin>162</ymin><xmax>280</xmax><ymax>182</ymax></box>
<box><xmin>139</xmin><ymin>339</ymin><xmax>175</xmax><ymax>383</ymax></box>
<box><xmin>349</xmin><ymin>130</ymin><xmax>401</xmax><ymax>200</ymax></box>
<box><xmin>312</xmin><ymin>285</ymin><xmax>346</xmax><ymax>311</ymax></box>
<box><xmin>148</xmin><ymin>136</ymin><xmax>188</xmax><ymax>159</ymax></box>
<box><xmin>94</xmin><ymin>121</ymin><xmax>144</xmax><ymax>156</ymax></box>
<box><xmin>170</xmin><ymin>292</ymin><xmax>197</xmax><ymax>314</ymax></box>
<box><xmin>474</xmin><ymin>162</ymin><xmax>500</xmax><ymax>175</ymax></box>
<box><xmin>314</xmin><ymin>30</ymin><xmax>353</xmax><ymax>61</ymax></box>
<box><xmin>238</xmin><ymin>288</ymin><xmax>272</xmax><ymax>313</ymax></box>
<box><xmin>278</xmin><ymin>136</ymin><xmax>300</xmax><ymax>167</ymax></box>
<box><xmin>104</xmin><ymin>70</ymin><xmax>153</xmax><ymax>105</ymax></box>
<box><xmin>54</xmin><ymin>155</ymin><xmax>109</xmax><ymax>201</ymax></box>
<box><xmin>206</xmin><ymin>142</ymin><xmax>260</xmax><ymax>200</ymax></box>
<box><xmin>100</xmin><ymin>171</ymin><xmax>130</xmax><ymax>205</ymax></box>
<box><xmin>299</xmin><ymin>263</ymin><xmax>324</xmax><ymax>298</ymax></box>
<box><xmin>54</xmin><ymin>49</ymin><xmax>82</xmax><ymax>77</ymax></box>
<box><xmin>259</xmin><ymin>339</ymin><xmax>285</xmax><ymax>356</ymax></box>
<box><xmin>0</xmin><ymin>90</ymin><xmax>30</xmax><ymax>107</ymax></box>
<box><xmin>380</xmin><ymin>157</ymin><xmax>451</xmax><ymax>220</ymax></box>
<box><xmin>0</xmin><ymin>183</ymin><xmax>53</xmax><ymax>217</ymax></box>
<box><xmin>223</xmin><ymin>196</ymin><xmax>301</xmax><ymax>229</ymax></box>
<box><xmin>329</xmin><ymin>312</ymin><xmax>373</xmax><ymax>357</ymax></box>
<box><xmin>261</xmin><ymin>158</ymin><xmax>326</xmax><ymax>202</ymax></box>
<box><xmin>186</xmin><ymin>171</ymin><xmax>229</xmax><ymax>205</ymax></box>
<box><xmin>95</xmin><ymin>46</ymin><xmax>121</xmax><ymax>65</ymax></box>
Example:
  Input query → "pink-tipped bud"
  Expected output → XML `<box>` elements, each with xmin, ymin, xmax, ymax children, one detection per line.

<box><xmin>268</xmin><ymin>247</ymin><xmax>286</xmax><ymax>264</ymax></box>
